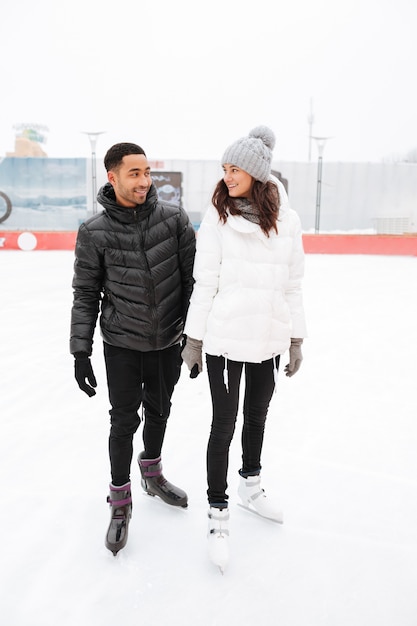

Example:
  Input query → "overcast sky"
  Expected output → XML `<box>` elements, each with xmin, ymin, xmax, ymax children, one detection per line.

<box><xmin>1</xmin><ymin>0</ymin><xmax>416</xmax><ymax>163</ymax></box>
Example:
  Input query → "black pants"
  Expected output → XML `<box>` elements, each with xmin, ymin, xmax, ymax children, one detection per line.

<box><xmin>206</xmin><ymin>354</ymin><xmax>280</xmax><ymax>506</ymax></box>
<box><xmin>104</xmin><ymin>342</ymin><xmax>182</xmax><ymax>486</ymax></box>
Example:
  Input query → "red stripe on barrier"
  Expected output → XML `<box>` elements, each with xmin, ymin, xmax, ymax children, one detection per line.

<box><xmin>302</xmin><ymin>234</ymin><xmax>417</xmax><ymax>256</ymax></box>
<box><xmin>1</xmin><ymin>231</ymin><xmax>417</xmax><ymax>255</ymax></box>
<box><xmin>0</xmin><ymin>231</ymin><xmax>77</xmax><ymax>250</ymax></box>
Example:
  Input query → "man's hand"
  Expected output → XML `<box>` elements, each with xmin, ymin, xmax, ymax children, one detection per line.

<box><xmin>74</xmin><ymin>353</ymin><xmax>97</xmax><ymax>396</ymax></box>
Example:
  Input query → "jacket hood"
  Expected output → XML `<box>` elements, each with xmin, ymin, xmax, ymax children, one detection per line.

<box><xmin>269</xmin><ymin>174</ymin><xmax>289</xmax><ymax>216</ymax></box>
<box><xmin>97</xmin><ymin>182</ymin><xmax>158</xmax><ymax>224</ymax></box>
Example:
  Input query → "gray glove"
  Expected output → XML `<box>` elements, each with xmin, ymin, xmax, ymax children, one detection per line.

<box><xmin>284</xmin><ymin>338</ymin><xmax>303</xmax><ymax>377</ymax></box>
<box><xmin>181</xmin><ymin>337</ymin><xmax>203</xmax><ymax>378</ymax></box>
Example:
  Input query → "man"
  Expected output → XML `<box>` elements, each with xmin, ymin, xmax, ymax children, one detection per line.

<box><xmin>70</xmin><ymin>142</ymin><xmax>196</xmax><ymax>555</ymax></box>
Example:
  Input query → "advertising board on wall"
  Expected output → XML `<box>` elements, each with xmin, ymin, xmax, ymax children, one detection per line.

<box><xmin>0</xmin><ymin>157</ymin><xmax>88</xmax><ymax>231</ymax></box>
<box><xmin>0</xmin><ymin>157</ymin><xmax>183</xmax><ymax>249</ymax></box>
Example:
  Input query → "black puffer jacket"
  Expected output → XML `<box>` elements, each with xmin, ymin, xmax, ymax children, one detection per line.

<box><xmin>70</xmin><ymin>183</ymin><xmax>196</xmax><ymax>355</ymax></box>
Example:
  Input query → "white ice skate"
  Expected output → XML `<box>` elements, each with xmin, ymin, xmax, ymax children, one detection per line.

<box><xmin>238</xmin><ymin>475</ymin><xmax>283</xmax><ymax>524</ymax></box>
<box><xmin>207</xmin><ymin>507</ymin><xmax>230</xmax><ymax>574</ymax></box>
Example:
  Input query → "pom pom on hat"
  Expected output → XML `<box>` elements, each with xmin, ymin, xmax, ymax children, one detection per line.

<box><xmin>249</xmin><ymin>126</ymin><xmax>276</xmax><ymax>151</ymax></box>
<box><xmin>221</xmin><ymin>125</ymin><xmax>275</xmax><ymax>183</ymax></box>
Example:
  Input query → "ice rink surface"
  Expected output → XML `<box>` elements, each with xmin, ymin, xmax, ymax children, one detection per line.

<box><xmin>1</xmin><ymin>250</ymin><xmax>416</xmax><ymax>626</ymax></box>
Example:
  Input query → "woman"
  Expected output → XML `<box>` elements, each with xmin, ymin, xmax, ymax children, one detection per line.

<box><xmin>182</xmin><ymin>126</ymin><xmax>307</xmax><ymax>572</ymax></box>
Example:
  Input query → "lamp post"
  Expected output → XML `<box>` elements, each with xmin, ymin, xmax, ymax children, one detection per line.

<box><xmin>82</xmin><ymin>131</ymin><xmax>105</xmax><ymax>215</ymax></box>
<box><xmin>307</xmin><ymin>97</ymin><xmax>314</xmax><ymax>162</ymax></box>
<box><xmin>312</xmin><ymin>136</ymin><xmax>330</xmax><ymax>233</ymax></box>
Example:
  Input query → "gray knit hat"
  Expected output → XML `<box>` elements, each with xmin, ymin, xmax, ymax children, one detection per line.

<box><xmin>221</xmin><ymin>125</ymin><xmax>276</xmax><ymax>183</ymax></box>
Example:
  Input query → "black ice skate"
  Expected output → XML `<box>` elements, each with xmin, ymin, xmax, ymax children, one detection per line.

<box><xmin>105</xmin><ymin>482</ymin><xmax>132</xmax><ymax>556</ymax></box>
<box><xmin>138</xmin><ymin>452</ymin><xmax>188</xmax><ymax>508</ymax></box>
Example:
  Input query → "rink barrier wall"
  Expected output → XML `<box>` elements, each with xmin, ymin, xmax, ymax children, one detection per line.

<box><xmin>0</xmin><ymin>231</ymin><xmax>77</xmax><ymax>251</ymax></box>
<box><xmin>1</xmin><ymin>231</ymin><xmax>417</xmax><ymax>255</ymax></box>
<box><xmin>302</xmin><ymin>234</ymin><xmax>417</xmax><ymax>256</ymax></box>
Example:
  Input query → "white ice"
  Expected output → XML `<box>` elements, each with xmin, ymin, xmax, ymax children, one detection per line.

<box><xmin>1</xmin><ymin>250</ymin><xmax>416</xmax><ymax>626</ymax></box>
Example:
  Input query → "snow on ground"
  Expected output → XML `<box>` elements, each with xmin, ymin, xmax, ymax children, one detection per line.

<box><xmin>1</xmin><ymin>250</ymin><xmax>416</xmax><ymax>626</ymax></box>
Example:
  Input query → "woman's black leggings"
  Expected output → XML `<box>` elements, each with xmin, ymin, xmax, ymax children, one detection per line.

<box><xmin>205</xmin><ymin>353</ymin><xmax>280</xmax><ymax>506</ymax></box>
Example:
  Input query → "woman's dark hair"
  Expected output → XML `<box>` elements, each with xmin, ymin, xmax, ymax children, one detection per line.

<box><xmin>104</xmin><ymin>142</ymin><xmax>146</xmax><ymax>172</ymax></box>
<box><xmin>212</xmin><ymin>179</ymin><xmax>280</xmax><ymax>236</ymax></box>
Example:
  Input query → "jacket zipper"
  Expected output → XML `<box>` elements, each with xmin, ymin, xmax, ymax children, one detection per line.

<box><xmin>137</xmin><ymin>216</ymin><xmax>158</xmax><ymax>349</ymax></box>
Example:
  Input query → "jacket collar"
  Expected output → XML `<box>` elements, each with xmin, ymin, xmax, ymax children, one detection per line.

<box><xmin>97</xmin><ymin>182</ymin><xmax>158</xmax><ymax>224</ymax></box>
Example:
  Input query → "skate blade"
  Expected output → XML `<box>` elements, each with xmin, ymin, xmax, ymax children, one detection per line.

<box><xmin>142</xmin><ymin>491</ymin><xmax>188</xmax><ymax>509</ymax></box>
<box><xmin>106</xmin><ymin>546</ymin><xmax>122</xmax><ymax>557</ymax></box>
<box><xmin>210</xmin><ymin>560</ymin><xmax>227</xmax><ymax>575</ymax></box>
<box><xmin>237</xmin><ymin>502</ymin><xmax>283</xmax><ymax>524</ymax></box>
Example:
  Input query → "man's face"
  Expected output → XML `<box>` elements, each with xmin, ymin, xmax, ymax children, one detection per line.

<box><xmin>107</xmin><ymin>154</ymin><xmax>152</xmax><ymax>207</ymax></box>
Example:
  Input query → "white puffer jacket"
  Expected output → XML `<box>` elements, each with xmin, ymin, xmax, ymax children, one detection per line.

<box><xmin>184</xmin><ymin>177</ymin><xmax>307</xmax><ymax>363</ymax></box>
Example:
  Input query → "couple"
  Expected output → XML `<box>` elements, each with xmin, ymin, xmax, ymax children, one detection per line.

<box><xmin>69</xmin><ymin>127</ymin><xmax>307</xmax><ymax>573</ymax></box>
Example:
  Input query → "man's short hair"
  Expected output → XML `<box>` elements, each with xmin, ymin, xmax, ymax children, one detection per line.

<box><xmin>104</xmin><ymin>143</ymin><xmax>146</xmax><ymax>172</ymax></box>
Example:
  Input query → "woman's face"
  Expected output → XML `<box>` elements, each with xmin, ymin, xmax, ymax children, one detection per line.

<box><xmin>222</xmin><ymin>164</ymin><xmax>254</xmax><ymax>199</ymax></box>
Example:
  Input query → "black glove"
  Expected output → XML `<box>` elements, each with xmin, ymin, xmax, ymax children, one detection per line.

<box><xmin>74</xmin><ymin>352</ymin><xmax>97</xmax><ymax>397</ymax></box>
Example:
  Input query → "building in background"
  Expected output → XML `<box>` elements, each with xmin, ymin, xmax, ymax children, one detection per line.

<box><xmin>6</xmin><ymin>124</ymin><xmax>48</xmax><ymax>158</ymax></box>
